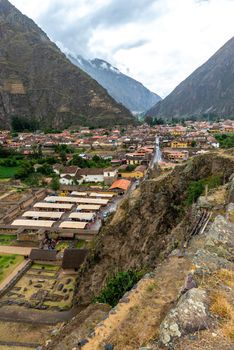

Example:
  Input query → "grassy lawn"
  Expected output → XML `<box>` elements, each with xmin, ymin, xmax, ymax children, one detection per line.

<box><xmin>0</xmin><ymin>234</ymin><xmax>17</xmax><ymax>246</ymax></box>
<box><xmin>0</xmin><ymin>166</ymin><xmax>19</xmax><ymax>179</ymax></box>
<box><xmin>31</xmin><ymin>263</ymin><xmax>59</xmax><ymax>271</ymax></box>
<box><xmin>0</xmin><ymin>254</ymin><xmax>24</xmax><ymax>283</ymax></box>
<box><xmin>56</xmin><ymin>241</ymin><xmax>70</xmax><ymax>252</ymax></box>
<box><xmin>76</xmin><ymin>239</ymin><xmax>86</xmax><ymax>248</ymax></box>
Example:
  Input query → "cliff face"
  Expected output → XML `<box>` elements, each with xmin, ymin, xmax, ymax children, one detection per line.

<box><xmin>76</xmin><ymin>151</ymin><xmax>234</xmax><ymax>305</ymax></box>
<box><xmin>147</xmin><ymin>37</ymin><xmax>234</xmax><ymax>119</ymax></box>
<box><xmin>0</xmin><ymin>0</ymin><xmax>134</xmax><ymax>129</ymax></box>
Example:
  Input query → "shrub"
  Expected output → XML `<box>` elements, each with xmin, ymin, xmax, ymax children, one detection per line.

<box><xmin>186</xmin><ymin>175</ymin><xmax>222</xmax><ymax>205</ymax></box>
<box><xmin>215</xmin><ymin>133</ymin><xmax>234</xmax><ymax>149</ymax></box>
<box><xmin>51</xmin><ymin>177</ymin><xmax>60</xmax><ymax>191</ymax></box>
<box><xmin>93</xmin><ymin>270</ymin><xmax>144</xmax><ymax>307</ymax></box>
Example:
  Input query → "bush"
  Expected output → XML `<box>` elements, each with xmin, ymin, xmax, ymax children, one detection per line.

<box><xmin>36</xmin><ymin>163</ymin><xmax>53</xmax><ymax>176</ymax></box>
<box><xmin>93</xmin><ymin>270</ymin><xmax>144</xmax><ymax>307</ymax></box>
<box><xmin>14</xmin><ymin>162</ymin><xmax>34</xmax><ymax>180</ymax></box>
<box><xmin>70</xmin><ymin>154</ymin><xmax>111</xmax><ymax>169</ymax></box>
<box><xmin>51</xmin><ymin>177</ymin><xmax>60</xmax><ymax>191</ymax></box>
<box><xmin>186</xmin><ymin>175</ymin><xmax>222</xmax><ymax>205</ymax></box>
<box><xmin>215</xmin><ymin>133</ymin><xmax>234</xmax><ymax>149</ymax></box>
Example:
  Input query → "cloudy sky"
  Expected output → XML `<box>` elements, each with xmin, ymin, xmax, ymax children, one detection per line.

<box><xmin>10</xmin><ymin>0</ymin><xmax>234</xmax><ymax>97</ymax></box>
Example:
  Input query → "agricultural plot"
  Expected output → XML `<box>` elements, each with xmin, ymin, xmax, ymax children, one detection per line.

<box><xmin>0</xmin><ymin>254</ymin><xmax>24</xmax><ymax>283</ymax></box>
<box><xmin>0</xmin><ymin>166</ymin><xmax>19</xmax><ymax>179</ymax></box>
<box><xmin>1</xmin><ymin>264</ymin><xmax>76</xmax><ymax>311</ymax></box>
<box><xmin>0</xmin><ymin>234</ymin><xmax>17</xmax><ymax>246</ymax></box>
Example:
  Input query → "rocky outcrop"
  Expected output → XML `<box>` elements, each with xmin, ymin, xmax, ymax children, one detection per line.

<box><xmin>76</xmin><ymin>152</ymin><xmax>234</xmax><ymax>305</ymax></box>
<box><xmin>147</xmin><ymin>37</ymin><xmax>234</xmax><ymax>119</ymax></box>
<box><xmin>160</xmin><ymin>289</ymin><xmax>211</xmax><ymax>346</ymax></box>
<box><xmin>0</xmin><ymin>0</ymin><xmax>134</xmax><ymax>129</ymax></box>
<box><xmin>205</xmin><ymin>215</ymin><xmax>234</xmax><ymax>255</ymax></box>
<box><xmin>228</xmin><ymin>174</ymin><xmax>234</xmax><ymax>203</ymax></box>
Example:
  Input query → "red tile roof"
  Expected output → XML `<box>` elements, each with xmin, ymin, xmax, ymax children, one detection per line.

<box><xmin>110</xmin><ymin>179</ymin><xmax>131</xmax><ymax>191</ymax></box>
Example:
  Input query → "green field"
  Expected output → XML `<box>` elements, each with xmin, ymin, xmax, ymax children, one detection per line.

<box><xmin>0</xmin><ymin>254</ymin><xmax>24</xmax><ymax>283</ymax></box>
<box><xmin>0</xmin><ymin>166</ymin><xmax>19</xmax><ymax>179</ymax></box>
<box><xmin>0</xmin><ymin>235</ymin><xmax>17</xmax><ymax>246</ymax></box>
<box><xmin>32</xmin><ymin>263</ymin><xmax>59</xmax><ymax>271</ymax></box>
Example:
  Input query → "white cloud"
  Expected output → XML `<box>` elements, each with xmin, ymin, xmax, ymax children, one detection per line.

<box><xmin>10</xmin><ymin>0</ymin><xmax>234</xmax><ymax>97</ymax></box>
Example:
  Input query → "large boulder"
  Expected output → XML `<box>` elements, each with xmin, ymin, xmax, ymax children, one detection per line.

<box><xmin>226</xmin><ymin>203</ymin><xmax>234</xmax><ymax>223</ymax></box>
<box><xmin>228</xmin><ymin>174</ymin><xmax>234</xmax><ymax>203</ymax></box>
<box><xmin>160</xmin><ymin>289</ymin><xmax>210</xmax><ymax>346</ymax></box>
<box><xmin>205</xmin><ymin>215</ymin><xmax>234</xmax><ymax>255</ymax></box>
<box><xmin>193</xmin><ymin>249</ymin><xmax>233</xmax><ymax>272</ymax></box>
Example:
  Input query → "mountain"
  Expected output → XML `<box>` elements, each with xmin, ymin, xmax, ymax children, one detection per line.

<box><xmin>147</xmin><ymin>37</ymin><xmax>234</xmax><ymax>119</ymax></box>
<box><xmin>0</xmin><ymin>0</ymin><xmax>134</xmax><ymax>129</ymax></box>
<box><xmin>68</xmin><ymin>54</ymin><xmax>161</xmax><ymax>113</ymax></box>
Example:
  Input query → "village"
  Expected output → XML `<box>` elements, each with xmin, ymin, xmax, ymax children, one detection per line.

<box><xmin>0</xmin><ymin>118</ymin><xmax>233</xmax><ymax>345</ymax></box>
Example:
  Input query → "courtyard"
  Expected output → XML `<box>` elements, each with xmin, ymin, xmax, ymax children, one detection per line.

<box><xmin>0</xmin><ymin>263</ymin><xmax>76</xmax><ymax>311</ymax></box>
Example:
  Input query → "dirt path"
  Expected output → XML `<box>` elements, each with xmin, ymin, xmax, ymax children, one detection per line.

<box><xmin>0</xmin><ymin>190</ymin><xmax>15</xmax><ymax>200</ymax></box>
<box><xmin>0</xmin><ymin>305</ymin><xmax>82</xmax><ymax>325</ymax></box>
<box><xmin>82</xmin><ymin>256</ymin><xmax>191</xmax><ymax>350</ymax></box>
<box><xmin>0</xmin><ymin>246</ymin><xmax>32</xmax><ymax>256</ymax></box>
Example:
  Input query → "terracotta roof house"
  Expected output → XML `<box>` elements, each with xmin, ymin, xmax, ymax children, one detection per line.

<box><xmin>110</xmin><ymin>179</ymin><xmax>131</xmax><ymax>192</ymax></box>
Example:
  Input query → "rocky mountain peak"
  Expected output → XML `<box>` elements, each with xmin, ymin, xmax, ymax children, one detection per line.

<box><xmin>147</xmin><ymin>36</ymin><xmax>234</xmax><ymax>119</ymax></box>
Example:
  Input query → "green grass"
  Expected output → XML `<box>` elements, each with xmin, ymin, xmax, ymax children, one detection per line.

<box><xmin>0</xmin><ymin>235</ymin><xmax>17</xmax><ymax>246</ymax></box>
<box><xmin>76</xmin><ymin>240</ymin><xmax>86</xmax><ymax>249</ymax></box>
<box><xmin>0</xmin><ymin>254</ymin><xmax>24</xmax><ymax>283</ymax></box>
<box><xmin>0</xmin><ymin>166</ymin><xmax>19</xmax><ymax>179</ymax></box>
<box><xmin>56</xmin><ymin>242</ymin><xmax>69</xmax><ymax>251</ymax></box>
<box><xmin>31</xmin><ymin>263</ymin><xmax>59</xmax><ymax>271</ymax></box>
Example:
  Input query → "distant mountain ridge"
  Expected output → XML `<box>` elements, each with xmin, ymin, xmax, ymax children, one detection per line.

<box><xmin>68</xmin><ymin>54</ymin><xmax>161</xmax><ymax>113</ymax></box>
<box><xmin>147</xmin><ymin>37</ymin><xmax>234</xmax><ymax>119</ymax></box>
<box><xmin>0</xmin><ymin>0</ymin><xmax>134</xmax><ymax>129</ymax></box>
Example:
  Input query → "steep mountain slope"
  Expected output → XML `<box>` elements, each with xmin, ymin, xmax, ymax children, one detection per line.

<box><xmin>45</xmin><ymin>150</ymin><xmax>234</xmax><ymax>350</ymax></box>
<box><xmin>74</xmin><ymin>151</ymin><xmax>234</xmax><ymax>306</ymax></box>
<box><xmin>0</xmin><ymin>0</ymin><xmax>134</xmax><ymax>129</ymax></box>
<box><xmin>68</xmin><ymin>54</ymin><xmax>161</xmax><ymax>113</ymax></box>
<box><xmin>147</xmin><ymin>37</ymin><xmax>234</xmax><ymax>119</ymax></box>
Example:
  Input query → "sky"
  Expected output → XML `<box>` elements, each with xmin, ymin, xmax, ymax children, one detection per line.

<box><xmin>10</xmin><ymin>0</ymin><xmax>234</xmax><ymax>97</ymax></box>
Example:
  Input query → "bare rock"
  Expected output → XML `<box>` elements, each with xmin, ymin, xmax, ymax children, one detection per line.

<box><xmin>228</xmin><ymin>175</ymin><xmax>234</xmax><ymax>203</ymax></box>
<box><xmin>226</xmin><ymin>203</ymin><xmax>234</xmax><ymax>223</ymax></box>
<box><xmin>193</xmin><ymin>249</ymin><xmax>233</xmax><ymax>272</ymax></box>
<box><xmin>205</xmin><ymin>215</ymin><xmax>234</xmax><ymax>251</ymax></box>
<box><xmin>160</xmin><ymin>288</ymin><xmax>210</xmax><ymax>346</ymax></box>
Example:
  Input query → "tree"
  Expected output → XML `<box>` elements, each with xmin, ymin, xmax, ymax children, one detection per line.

<box><xmin>191</xmin><ymin>140</ymin><xmax>197</xmax><ymax>148</ymax></box>
<box><xmin>145</xmin><ymin>115</ymin><xmax>154</xmax><ymax>126</ymax></box>
<box><xmin>60</xmin><ymin>150</ymin><xmax>67</xmax><ymax>163</ymax></box>
<box><xmin>15</xmin><ymin>161</ymin><xmax>34</xmax><ymax>180</ymax></box>
<box><xmin>51</xmin><ymin>177</ymin><xmax>60</xmax><ymax>191</ymax></box>
<box><xmin>11</xmin><ymin>116</ymin><xmax>39</xmax><ymax>132</ymax></box>
<box><xmin>37</xmin><ymin>163</ymin><xmax>53</xmax><ymax>176</ymax></box>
